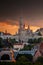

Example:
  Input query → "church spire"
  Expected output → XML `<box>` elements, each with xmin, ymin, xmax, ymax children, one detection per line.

<box><xmin>19</xmin><ymin>17</ymin><xmax>25</xmax><ymax>30</ymax></box>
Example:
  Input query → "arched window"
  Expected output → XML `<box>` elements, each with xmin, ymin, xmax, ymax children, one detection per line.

<box><xmin>1</xmin><ymin>54</ymin><xmax>10</xmax><ymax>60</ymax></box>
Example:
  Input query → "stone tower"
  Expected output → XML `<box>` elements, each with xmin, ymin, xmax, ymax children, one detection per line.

<box><xmin>19</xmin><ymin>17</ymin><xmax>24</xmax><ymax>30</ymax></box>
<box><xmin>19</xmin><ymin>17</ymin><xmax>25</xmax><ymax>43</ymax></box>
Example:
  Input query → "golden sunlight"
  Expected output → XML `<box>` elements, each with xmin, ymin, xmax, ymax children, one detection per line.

<box><xmin>0</xmin><ymin>22</ymin><xmax>40</xmax><ymax>35</ymax></box>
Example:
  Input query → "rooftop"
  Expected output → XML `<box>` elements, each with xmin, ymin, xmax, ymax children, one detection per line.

<box><xmin>14</xmin><ymin>43</ymin><xmax>23</xmax><ymax>45</ymax></box>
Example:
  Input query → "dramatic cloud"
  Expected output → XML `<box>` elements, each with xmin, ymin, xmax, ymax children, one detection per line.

<box><xmin>0</xmin><ymin>0</ymin><xmax>43</xmax><ymax>34</ymax></box>
<box><xmin>0</xmin><ymin>0</ymin><xmax>43</xmax><ymax>27</ymax></box>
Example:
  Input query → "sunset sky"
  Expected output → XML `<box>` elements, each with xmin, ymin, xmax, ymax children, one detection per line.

<box><xmin>0</xmin><ymin>0</ymin><xmax>43</xmax><ymax>35</ymax></box>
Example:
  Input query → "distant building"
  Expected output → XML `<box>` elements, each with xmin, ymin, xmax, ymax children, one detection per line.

<box><xmin>13</xmin><ymin>43</ymin><xmax>24</xmax><ymax>49</ymax></box>
<box><xmin>18</xmin><ymin>17</ymin><xmax>33</xmax><ymax>42</ymax></box>
<box><xmin>0</xmin><ymin>18</ymin><xmax>42</xmax><ymax>43</ymax></box>
<box><xmin>0</xmin><ymin>48</ymin><xmax>16</xmax><ymax>62</ymax></box>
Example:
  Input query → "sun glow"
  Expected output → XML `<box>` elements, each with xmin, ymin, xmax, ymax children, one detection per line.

<box><xmin>25</xmin><ymin>25</ymin><xmax>40</xmax><ymax>32</ymax></box>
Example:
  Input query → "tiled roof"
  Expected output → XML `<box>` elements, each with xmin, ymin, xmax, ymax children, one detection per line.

<box><xmin>14</xmin><ymin>43</ymin><xmax>23</xmax><ymax>45</ymax></box>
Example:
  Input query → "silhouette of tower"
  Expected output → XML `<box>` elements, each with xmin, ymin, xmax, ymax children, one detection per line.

<box><xmin>19</xmin><ymin>17</ymin><xmax>24</xmax><ymax>43</ymax></box>
<box><xmin>19</xmin><ymin>17</ymin><xmax>23</xmax><ymax>30</ymax></box>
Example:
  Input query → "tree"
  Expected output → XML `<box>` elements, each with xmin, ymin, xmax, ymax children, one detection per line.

<box><xmin>38</xmin><ymin>32</ymin><xmax>42</xmax><ymax>36</ymax></box>
<box><xmin>33</xmin><ymin>38</ymin><xmax>38</xmax><ymax>43</ymax></box>
<box><xmin>0</xmin><ymin>37</ymin><xmax>4</xmax><ymax>48</ymax></box>
<box><xmin>36</xmin><ymin>56</ymin><xmax>43</xmax><ymax>64</ymax></box>
<box><xmin>16</xmin><ymin>54</ymin><xmax>33</xmax><ymax>62</ymax></box>
<box><xmin>38</xmin><ymin>38</ymin><xmax>43</xmax><ymax>43</ymax></box>
<box><xmin>4</xmin><ymin>38</ymin><xmax>13</xmax><ymax>48</ymax></box>
<box><xmin>26</xmin><ymin>54</ymin><xmax>33</xmax><ymax>62</ymax></box>
<box><xmin>9</xmin><ymin>38</ymin><xmax>18</xmax><ymax>44</ymax></box>
<box><xmin>28</xmin><ymin>39</ymin><xmax>33</xmax><ymax>43</ymax></box>
<box><xmin>17</xmin><ymin>55</ymin><xmax>28</xmax><ymax>62</ymax></box>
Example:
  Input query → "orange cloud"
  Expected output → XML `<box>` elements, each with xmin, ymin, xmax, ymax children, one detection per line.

<box><xmin>0</xmin><ymin>22</ymin><xmax>19</xmax><ymax>35</ymax></box>
<box><xmin>25</xmin><ymin>25</ymin><xmax>40</xmax><ymax>32</ymax></box>
<box><xmin>30</xmin><ymin>26</ymin><xmax>40</xmax><ymax>32</ymax></box>
<box><xmin>0</xmin><ymin>22</ymin><xmax>40</xmax><ymax>35</ymax></box>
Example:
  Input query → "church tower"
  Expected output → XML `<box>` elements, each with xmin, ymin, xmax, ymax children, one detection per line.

<box><xmin>19</xmin><ymin>17</ymin><xmax>24</xmax><ymax>30</ymax></box>
<box><xmin>19</xmin><ymin>17</ymin><xmax>25</xmax><ymax>43</ymax></box>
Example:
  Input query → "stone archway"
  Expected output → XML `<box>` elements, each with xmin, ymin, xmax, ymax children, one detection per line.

<box><xmin>1</xmin><ymin>54</ymin><xmax>10</xmax><ymax>60</ymax></box>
